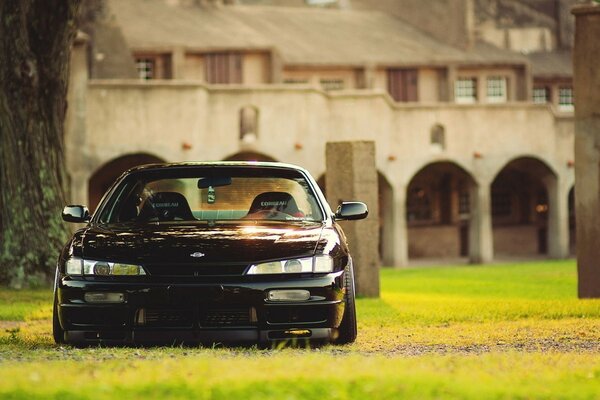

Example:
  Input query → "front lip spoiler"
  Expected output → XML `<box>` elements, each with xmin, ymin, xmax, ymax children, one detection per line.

<box><xmin>64</xmin><ymin>328</ymin><xmax>334</xmax><ymax>345</ymax></box>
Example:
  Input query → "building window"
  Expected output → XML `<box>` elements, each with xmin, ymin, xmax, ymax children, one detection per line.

<box><xmin>205</xmin><ymin>52</ymin><xmax>243</xmax><ymax>84</ymax></box>
<box><xmin>320</xmin><ymin>79</ymin><xmax>345</xmax><ymax>91</ymax></box>
<box><xmin>136</xmin><ymin>58</ymin><xmax>155</xmax><ymax>80</ymax></box>
<box><xmin>239</xmin><ymin>106</ymin><xmax>258</xmax><ymax>142</ymax></box>
<box><xmin>459</xmin><ymin>191</ymin><xmax>470</xmax><ymax>215</ymax></box>
<box><xmin>387</xmin><ymin>69</ymin><xmax>418</xmax><ymax>102</ymax></box>
<box><xmin>430</xmin><ymin>124</ymin><xmax>446</xmax><ymax>151</ymax></box>
<box><xmin>486</xmin><ymin>76</ymin><xmax>507</xmax><ymax>103</ymax></box>
<box><xmin>407</xmin><ymin>187</ymin><xmax>432</xmax><ymax>222</ymax></box>
<box><xmin>533</xmin><ymin>86</ymin><xmax>550</xmax><ymax>104</ymax></box>
<box><xmin>558</xmin><ymin>87</ymin><xmax>574</xmax><ymax>111</ymax></box>
<box><xmin>455</xmin><ymin>78</ymin><xmax>477</xmax><ymax>104</ymax></box>
<box><xmin>134</xmin><ymin>54</ymin><xmax>172</xmax><ymax>80</ymax></box>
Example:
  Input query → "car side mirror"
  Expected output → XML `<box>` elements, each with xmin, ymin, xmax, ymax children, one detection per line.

<box><xmin>62</xmin><ymin>205</ymin><xmax>91</xmax><ymax>223</ymax></box>
<box><xmin>334</xmin><ymin>202</ymin><xmax>368</xmax><ymax>221</ymax></box>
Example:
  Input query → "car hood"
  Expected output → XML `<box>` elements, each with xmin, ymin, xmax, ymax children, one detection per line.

<box><xmin>81</xmin><ymin>221</ymin><xmax>325</xmax><ymax>265</ymax></box>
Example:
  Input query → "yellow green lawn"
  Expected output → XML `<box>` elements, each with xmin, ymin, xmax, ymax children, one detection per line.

<box><xmin>1</xmin><ymin>260</ymin><xmax>599</xmax><ymax>399</ymax></box>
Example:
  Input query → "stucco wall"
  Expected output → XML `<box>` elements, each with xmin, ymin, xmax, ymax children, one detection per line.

<box><xmin>243</xmin><ymin>52</ymin><xmax>270</xmax><ymax>84</ymax></box>
<box><xmin>76</xmin><ymin>81</ymin><xmax>574</xmax><ymax>188</ymax></box>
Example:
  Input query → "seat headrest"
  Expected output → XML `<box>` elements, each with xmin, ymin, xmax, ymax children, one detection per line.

<box><xmin>138</xmin><ymin>191</ymin><xmax>195</xmax><ymax>221</ymax></box>
<box><xmin>248</xmin><ymin>191</ymin><xmax>299</xmax><ymax>215</ymax></box>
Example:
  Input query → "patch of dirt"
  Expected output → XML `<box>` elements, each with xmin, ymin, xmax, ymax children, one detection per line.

<box><xmin>347</xmin><ymin>340</ymin><xmax>600</xmax><ymax>356</ymax></box>
<box><xmin>0</xmin><ymin>321</ymin><xmax>21</xmax><ymax>330</ymax></box>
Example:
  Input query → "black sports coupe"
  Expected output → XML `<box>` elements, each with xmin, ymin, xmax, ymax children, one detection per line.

<box><xmin>54</xmin><ymin>162</ymin><xmax>368</xmax><ymax>346</ymax></box>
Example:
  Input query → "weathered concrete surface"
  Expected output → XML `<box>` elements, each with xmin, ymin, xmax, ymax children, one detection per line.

<box><xmin>573</xmin><ymin>4</ymin><xmax>600</xmax><ymax>298</ymax></box>
<box><xmin>326</xmin><ymin>141</ymin><xmax>380</xmax><ymax>297</ymax></box>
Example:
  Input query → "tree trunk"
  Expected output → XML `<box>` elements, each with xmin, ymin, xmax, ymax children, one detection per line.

<box><xmin>0</xmin><ymin>0</ymin><xmax>81</xmax><ymax>286</ymax></box>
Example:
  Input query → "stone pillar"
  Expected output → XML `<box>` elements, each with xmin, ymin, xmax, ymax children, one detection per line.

<box><xmin>573</xmin><ymin>4</ymin><xmax>600</xmax><ymax>298</ymax></box>
<box><xmin>546</xmin><ymin>176</ymin><xmax>570</xmax><ymax>259</ymax></box>
<box><xmin>171</xmin><ymin>46</ymin><xmax>185</xmax><ymax>79</ymax></box>
<box><xmin>326</xmin><ymin>141</ymin><xmax>380</xmax><ymax>297</ymax></box>
<box><xmin>379</xmin><ymin>179</ymin><xmax>395</xmax><ymax>267</ymax></box>
<box><xmin>394</xmin><ymin>184</ymin><xmax>409</xmax><ymax>267</ymax></box>
<box><xmin>469</xmin><ymin>181</ymin><xmax>493</xmax><ymax>264</ymax></box>
<box><xmin>445</xmin><ymin>65</ymin><xmax>457</xmax><ymax>102</ymax></box>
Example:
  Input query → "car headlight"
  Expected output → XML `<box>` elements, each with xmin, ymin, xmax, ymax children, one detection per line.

<box><xmin>64</xmin><ymin>257</ymin><xmax>146</xmax><ymax>276</ymax></box>
<box><xmin>247</xmin><ymin>255</ymin><xmax>333</xmax><ymax>275</ymax></box>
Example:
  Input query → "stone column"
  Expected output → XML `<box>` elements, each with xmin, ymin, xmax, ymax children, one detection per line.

<box><xmin>573</xmin><ymin>4</ymin><xmax>600</xmax><ymax>298</ymax></box>
<box><xmin>326</xmin><ymin>141</ymin><xmax>380</xmax><ymax>297</ymax></box>
<box><xmin>469</xmin><ymin>181</ymin><xmax>493</xmax><ymax>264</ymax></box>
<box><xmin>379</xmin><ymin>181</ymin><xmax>395</xmax><ymax>267</ymax></box>
<box><xmin>171</xmin><ymin>46</ymin><xmax>185</xmax><ymax>79</ymax></box>
<box><xmin>445</xmin><ymin>65</ymin><xmax>457</xmax><ymax>102</ymax></box>
<box><xmin>394</xmin><ymin>183</ymin><xmax>409</xmax><ymax>267</ymax></box>
<box><xmin>546</xmin><ymin>176</ymin><xmax>570</xmax><ymax>259</ymax></box>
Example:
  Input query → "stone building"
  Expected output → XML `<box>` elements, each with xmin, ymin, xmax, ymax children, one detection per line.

<box><xmin>66</xmin><ymin>0</ymin><xmax>578</xmax><ymax>266</ymax></box>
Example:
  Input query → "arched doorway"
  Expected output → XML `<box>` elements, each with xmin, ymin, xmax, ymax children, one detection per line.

<box><xmin>223</xmin><ymin>151</ymin><xmax>277</xmax><ymax>162</ymax></box>
<box><xmin>406</xmin><ymin>162</ymin><xmax>476</xmax><ymax>260</ymax></box>
<box><xmin>491</xmin><ymin>157</ymin><xmax>556</xmax><ymax>258</ymax></box>
<box><xmin>88</xmin><ymin>153</ymin><xmax>166</xmax><ymax>212</ymax></box>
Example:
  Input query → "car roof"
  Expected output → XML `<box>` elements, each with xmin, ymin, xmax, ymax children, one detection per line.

<box><xmin>125</xmin><ymin>161</ymin><xmax>311</xmax><ymax>175</ymax></box>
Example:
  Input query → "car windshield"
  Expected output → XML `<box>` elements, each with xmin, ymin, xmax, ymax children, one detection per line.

<box><xmin>97</xmin><ymin>167</ymin><xmax>324</xmax><ymax>224</ymax></box>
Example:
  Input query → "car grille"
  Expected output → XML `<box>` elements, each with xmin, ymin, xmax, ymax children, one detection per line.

<box><xmin>136</xmin><ymin>307</ymin><xmax>253</xmax><ymax>328</ymax></box>
<box><xmin>139</xmin><ymin>309</ymin><xmax>194</xmax><ymax>327</ymax></box>
<box><xmin>144</xmin><ymin>263</ymin><xmax>247</xmax><ymax>277</ymax></box>
<box><xmin>201</xmin><ymin>308</ymin><xmax>251</xmax><ymax>327</ymax></box>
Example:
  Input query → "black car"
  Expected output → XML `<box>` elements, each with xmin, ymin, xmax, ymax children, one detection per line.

<box><xmin>54</xmin><ymin>162</ymin><xmax>368</xmax><ymax>346</ymax></box>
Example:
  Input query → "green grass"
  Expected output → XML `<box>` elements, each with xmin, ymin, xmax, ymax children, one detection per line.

<box><xmin>0</xmin><ymin>289</ymin><xmax>52</xmax><ymax>321</ymax></box>
<box><xmin>1</xmin><ymin>260</ymin><xmax>600</xmax><ymax>399</ymax></box>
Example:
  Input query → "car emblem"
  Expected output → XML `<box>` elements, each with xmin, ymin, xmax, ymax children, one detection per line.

<box><xmin>190</xmin><ymin>252</ymin><xmax>205</xmax><ymax>258</ymax></box>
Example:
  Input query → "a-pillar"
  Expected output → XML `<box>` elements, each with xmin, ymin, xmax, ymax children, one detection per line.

<box><xmin>546</xmin><ymin>175</ymin><xmax>570</xmax><ymax>259</ymax></box>
<box><xmin>325</xmin><ymin>141</ymin><xmax>380</xmax><ymax>297</ymax></box>
<box><xmin>468</xmin><ymin>180</ymin><xmax>493</xmax><ymax>264</ymax></box>
<box><xmin>573</xmin><ymin>4</ymin><xmax>600</xmax><ymax>298</ymax></box>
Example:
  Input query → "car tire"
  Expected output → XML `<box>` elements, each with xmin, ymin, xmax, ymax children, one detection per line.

<box><xmin>334</xmin><ymin>261</ymin><xmax>357</xmax><ymax>344</ymax></box>
<box><xmin>52</xmin><ymin>292</ymin><xmax>65</xmax><ymax>345</ymax></box>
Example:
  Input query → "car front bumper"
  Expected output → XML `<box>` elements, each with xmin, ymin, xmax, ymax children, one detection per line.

<box><xmin>57</xmin><ymin>271</ymin><xmax>345</xmax><ymax>345</ymax></box>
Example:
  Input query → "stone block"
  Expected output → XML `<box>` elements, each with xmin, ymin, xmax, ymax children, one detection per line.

<box><xmin>325</xmin><ymin>141</ymin><xmax>380</xmax><ymax>297</ymax></box>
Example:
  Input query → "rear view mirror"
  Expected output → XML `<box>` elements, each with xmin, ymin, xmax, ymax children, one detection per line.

<box><xmin>197</xmin><ymin>176</ymin><xmax>232</xmax><ymax>189</ymax></box>
<box><xmin>62</xmin><ymin>205</ymin><xmax>91</xmax><ymax>223</ymax></box>
<box><xmin>334</xmin><ymin>202</ymin><xmax>368</xmax><ymax>221</ymax></box>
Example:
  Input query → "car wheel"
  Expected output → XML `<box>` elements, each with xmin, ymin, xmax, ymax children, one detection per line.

<box><xmin>52</xmin><ymin>292</ymin><xmax>65</xmax><ymax>344</ymax></box>
<box><xmin>335</xmin><ymin>261</ymin><xmax>357</xmax><ymax>344</ymax></box>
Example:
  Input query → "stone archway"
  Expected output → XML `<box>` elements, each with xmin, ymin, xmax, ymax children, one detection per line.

<box><xmin>88</xmin><ymin>153</ymin><xmax>166</xmax><ymax>212</ymax></box>
<box><xmin>223</xmin><ymin>151</ymin><xmax>277</xmax><ymax>162</ymax></box>
<box><xmin>491</xmin><ymin>157</ymin><xmax>557</xmax><ymax>258</ymax></box>
<box><xmin>406</xmin><ymin>161</ymin><xmax>477</xmax><ymax>261</ymax></box>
